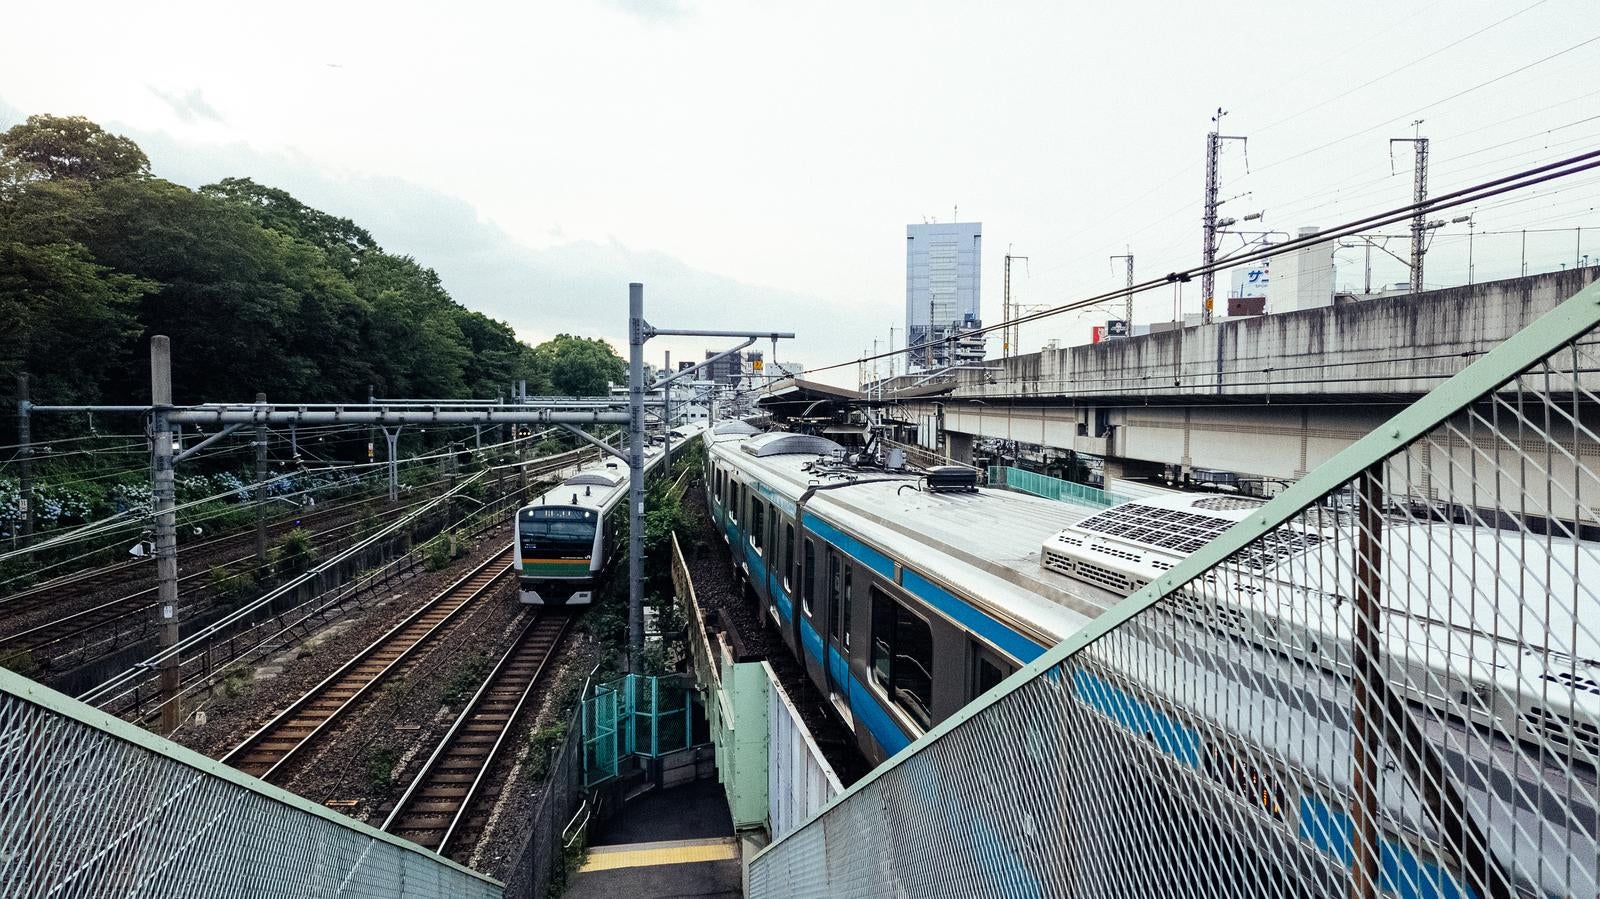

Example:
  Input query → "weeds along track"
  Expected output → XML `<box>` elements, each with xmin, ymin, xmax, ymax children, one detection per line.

<box><xmin>221</xmin><ymin>546</ymin><xmax>515</xmax><ymax>782</ymax></box>
<box><xmin>383</xmin><ymin>611</ymin><xmax>572</xmax><ymax>855</ymax></box>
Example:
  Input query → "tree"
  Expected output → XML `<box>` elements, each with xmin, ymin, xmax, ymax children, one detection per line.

<box><xmin>0</xmin><ymin>115</ymin><xmax>149</xmax><ymax>182</ymax></box>
<box><xmin>531</xmin><ymin>334</ymin><xmax>625</xmax><ymax>396</ymax></box>
<box><xmin>202</xmin><ymin>177</ymin><xmax>376</xmax><ymax>275</ymax></box>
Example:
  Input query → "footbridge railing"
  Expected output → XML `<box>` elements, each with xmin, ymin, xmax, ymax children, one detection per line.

<box><xmin>0</xmin><ymin>667</ymin><xmax>502</xmax><ymax>898</ymax></box>
<box><xmin>749</xmin><ymin>281</ymin><xmax>1600</xmax><ymax>898</ymax></box>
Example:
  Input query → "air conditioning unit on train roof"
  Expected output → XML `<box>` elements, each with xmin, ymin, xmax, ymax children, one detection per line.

<box><xmin>925</xmin><ymin>466</ymin><xmax>978</xmax><ymax>493</ymax></box>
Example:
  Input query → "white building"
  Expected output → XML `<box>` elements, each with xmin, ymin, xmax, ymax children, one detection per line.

<box><xmin>1267</xmin><ymin>226</ymin><xmax>1336</xmax><ymax>313</ymax></box>
<box><xmin>906</xmin><ymin>222</ymin><xmax>982</xmax><ymax>369</ymax></box>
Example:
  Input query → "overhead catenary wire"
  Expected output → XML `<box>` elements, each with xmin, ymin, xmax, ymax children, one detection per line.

<box><xmin>822</xmin><ymin>149</ymin><xmax>1600</xmax><ymax>378</ymax></box>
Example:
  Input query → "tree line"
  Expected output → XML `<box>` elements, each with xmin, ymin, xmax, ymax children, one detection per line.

<box><xmin>0</xmin><ymin>114</ymin><xmax>624</xmax><ymax>420</ymax></box>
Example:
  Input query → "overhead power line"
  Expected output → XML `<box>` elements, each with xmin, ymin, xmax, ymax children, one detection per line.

<box><xmin>812</xmin><ymin>148</ymin><xmax>1600</xmax><ymax>378</ymax></box>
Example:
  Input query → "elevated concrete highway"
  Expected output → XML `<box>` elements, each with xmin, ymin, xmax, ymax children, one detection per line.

<box><xmin>887</xmin><ymin>268</ymin><xmax>1600</xmax><ymax>495</ymax></box>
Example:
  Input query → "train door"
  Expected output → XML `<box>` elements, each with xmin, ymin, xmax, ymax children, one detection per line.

<box><xmin>824</xmin><ymin>549</ymin><xmax>853</xmax><ymax>724</ymax></box>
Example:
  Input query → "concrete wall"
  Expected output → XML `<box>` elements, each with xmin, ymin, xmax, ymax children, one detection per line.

<box><xmin>935</xmin><ymin>269</ymin><xmax>1600</xmax><ymax>401</ymax></box>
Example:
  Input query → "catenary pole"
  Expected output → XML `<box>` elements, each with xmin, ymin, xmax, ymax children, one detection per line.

<box><xmin>254</xmin><ymin>392</ymin><xmax>268</xmax><ymax>563</ymax></box>
<box><xmin>150</xmin><ymin>337</ymin><xmax>181</xmax><ymax>734</ymax></box>
<box><xmin>15</xmin><ymin>373</ymin><xmax>33</xmax><ymax>546</ymax></box>
<box><xmin>627</xmin><ymin>283</ymin><xmax>647</xmax><ymax>669</ymax></box>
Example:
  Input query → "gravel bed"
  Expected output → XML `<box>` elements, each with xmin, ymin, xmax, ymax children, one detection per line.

<box><xmin>172</xmin><ymin>526</ymin><xmax>518</xmax><ymax>764</ymax></box>
<box><xmin>679</xmin><ymin>479</ymin><xmax>872</xmax><ymax>786</ymax></box>
<box><xmin>464</xmin><ymin>631</ymin><xmax>601</xmax><ymax>878</ymax></box>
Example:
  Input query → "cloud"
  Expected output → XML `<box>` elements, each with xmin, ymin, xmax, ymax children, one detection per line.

<box><xmin>77</xmin><ymin>116</ymin><xmax>854</xmax><ymax>377</ymax></box>
<box><xmin>146</xmin><ymin>87</ymin><xmax>225</xmax><ymax>125</ymax></box>
<box><xmin>601</xmin><ymin>0</ymin><xmax>695</xmax><ymax>25</ymax></box>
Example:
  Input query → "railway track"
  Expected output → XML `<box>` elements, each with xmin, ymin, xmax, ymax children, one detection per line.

<box><xmin>222</xmin><ymin>546</ymin><xmax>516</xmax><ymax>781</ymax></box>
<box><xmin>0</xmin><ymin>490</ymin><xmax>394</xmax><ymax>618</ymax></box>
<box><xmin>383</xmin><ymin>611</ymin><xmax>572</xmax><ymax>855</ymax></box>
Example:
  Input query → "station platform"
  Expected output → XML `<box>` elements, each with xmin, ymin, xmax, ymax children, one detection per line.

<box><xmin>567</xmin><ymin>779</ymin><xmax>743</xmax><ymax>899</ymax></box>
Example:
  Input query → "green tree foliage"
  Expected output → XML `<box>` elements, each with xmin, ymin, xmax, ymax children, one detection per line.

<box><xmin>0</xmin><ymin>114</ymin><xmax>620</xmax><ymax>429</ymax></box>
<box><xmin>0</xmin><ymin>114</ymin><xmax>150</xmax><ymax>182</ymax></box>
<box><xmin>531</xmin><ymin>334</ymin><xmax>625</xmax><ymax>396</ymax></box>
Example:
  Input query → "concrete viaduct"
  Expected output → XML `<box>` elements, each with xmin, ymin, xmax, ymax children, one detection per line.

<box><xmin>886</xmin><ymin>268</ymin><xmax>1600</xmax><ymax>504</ymax></box>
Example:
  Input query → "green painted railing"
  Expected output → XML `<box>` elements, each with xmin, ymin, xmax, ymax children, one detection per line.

<box><xmin>988</xmin><ymin>465</ymin><xmax>1129</xmax><ymax>508</ymax></box>
<box><xmin>581</xmin><ymin>673</ymin><xmax>692</xmax><ymax>787</ymax></box>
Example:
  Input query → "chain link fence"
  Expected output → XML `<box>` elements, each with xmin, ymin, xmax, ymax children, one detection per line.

<box><xmin>750</xmin><ymin>282</ymin><xmax>1600</xmax><ymax>897</ymax></box>
<box><xmin>0</xmin><ymin>668</ymin><xmax>501</xmax><ymax>898</ymax></box>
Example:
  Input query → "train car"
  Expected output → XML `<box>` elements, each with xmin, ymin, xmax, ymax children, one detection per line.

<box><xmin>515</xmin><ymin>435</ymin><xmax>679</xmax><ymax>605</ymax></box>
<box><xmin>703</xmin><ymin>431</ymin><xmax>1600</xmax><ymax>898</ymax></box>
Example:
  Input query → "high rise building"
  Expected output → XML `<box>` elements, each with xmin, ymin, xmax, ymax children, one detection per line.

<box><xmin>906</xmin><ymin>221</ymin><xmax>982</xmax><ymax>369</ymax></box>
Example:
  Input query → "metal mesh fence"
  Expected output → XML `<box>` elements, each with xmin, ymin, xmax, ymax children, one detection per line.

<box><xmin>749</xmin><ymin>284</ymin><xmax>1600</xmax><ymax>898</ymax></box>
<box><xmin>0</xmin><ymin>670</ymin><xmax>501</xmax><ymax>898</ymax></box>
<box><xmin>502</xmin><ymin>719</ymin><xmax>584</xmax><ymax>899</ymax></box>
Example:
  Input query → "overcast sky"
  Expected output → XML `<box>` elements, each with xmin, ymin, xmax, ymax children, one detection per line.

<box><xmin>3</xmin><ymin>0</ymin><xmax>1596</xmax><ymax>385</ymax></box>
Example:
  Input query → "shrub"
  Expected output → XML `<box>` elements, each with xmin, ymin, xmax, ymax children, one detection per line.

<box><xmin>271</xmin><ymin>528</ymin><xmax>316</xmax><ymax>577</ymax></box>
<box><xmin>526</xmin><ymin>722</ymin><xmax>567</xmax><ymax>782</ymax></box>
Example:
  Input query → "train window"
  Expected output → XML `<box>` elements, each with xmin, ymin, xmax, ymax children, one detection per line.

<box><xmin>842</xmin><ymin>564</ymin><xmax>853</xmax><ymax>650</ymax></box>
<box><xmin>802</xmin><ymin>539</ymin><xmax>817</xmax><ymax>615</ymax></box>
<box><xmin>728</xmin><ymin>482</ymin><xmax>738</xmax><ymax>524</ymax></box>
<box><xmin>751</xmin><ymin>500</ymin><xmax>765</xmax><ymax>554</ymax></box>
<box><xmin>827</xmin><ymin>549</ymin><xmax>842</xmax><ymax>638</ymax></box>
<box><xmin>970</xmin><ymin>645</ymin><xmax>1013</xmax><ymax>699</ymax></box>
<box><xmin>870</xmin><ymin>588</ymin><xmax>934</xmax><ymax>730</ymax></box>
<box><xmin>783</xmin><ymin>523</ymin><xmax>795</xmax><ymax>591</ymax></box>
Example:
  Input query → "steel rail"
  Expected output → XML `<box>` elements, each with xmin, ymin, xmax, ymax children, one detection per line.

<box><xmin>382</xmin><ymin>611</ymin><xmax>573</xmax><ymax>854</ymax></box>
<box><xmin>222</xmin><ymin>546</ymin><xmax>516</xmax><ymax>781</ymax></box>
<box><xmin>0</xmin><ymin>487</ymin><xmax>394</xmax><ymax>609</ymax></box>
<box><xmin>0</xmin><ymin>500</ymin><xmax>431</xmax><ymax>657</ymax></box>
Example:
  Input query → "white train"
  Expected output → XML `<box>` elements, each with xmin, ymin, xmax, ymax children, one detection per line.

<box><xmin>516</xmin><ymin>424</ymin><xmax>704</xmax><ymax>604</ymax></box>
<box><xmin>704</xmin><ymin>427</ymin><xmax>1599</xmax><ymax>898</ymax></box>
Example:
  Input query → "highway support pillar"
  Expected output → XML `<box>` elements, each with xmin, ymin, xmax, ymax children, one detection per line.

<box><xmin>150</xmin><ymin>337</ymin><xmax>182</xmax><ymax>735</ymax></box>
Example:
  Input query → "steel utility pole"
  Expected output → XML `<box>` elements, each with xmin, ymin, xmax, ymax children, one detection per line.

<box><xmin>1110</xmin><ymin>251</ymin><xmax>1134</xmax><ymax>330</ymax></box>
<box><xmin>1003</xmin><ymin>251</ymin><xmax>1028</xmax><ymax>359</ymax></box>
<box><xmin>254</xmin><ymin>393</ymin><xmax>269</xmax><ymax>564</ymax></box>
<box><xmin>15</xmin><ymin>373</ymin><xmax>33</xmax><ymax>546</ymax></box>
<box><xmin>663</xmin><ymin>349</ymin><xmax>673</xmax><ymax>469</ymax></box>
<box><xmin>1202</xmin><ymin>109</ymin><xmax>1247</xmax><ymax>325</ymax></box>
<box><xmin>629</xmin><ymin>283</ymin><xmax>793</xmax><ymax>670</ymax></box>
<box><xmin>150</xmin><ymin>337</ymin><xmax>181</xmax><ymax>735</ymax></box>
<box><xmin>627</xmin><ymin>284</ymin><xmax>648</xmax><ymax>668</ymax></box>
<box><xmin>1392</xmin><ymin>126</ymin><xmax>1430</xmax><ymax>293</ymax></box>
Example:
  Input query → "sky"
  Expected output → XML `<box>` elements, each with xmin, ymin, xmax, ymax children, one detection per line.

<box><xmin>3</xmin><ymin>0</ymin><xmax>1597</xmax><ymax>386</ymax></box>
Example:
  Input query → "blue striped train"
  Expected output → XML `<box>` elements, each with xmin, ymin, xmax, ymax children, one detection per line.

<box><xmin>702</xmin><ymin>422</ymin><xmax>1597</xmax><ymax>899</ymax></box>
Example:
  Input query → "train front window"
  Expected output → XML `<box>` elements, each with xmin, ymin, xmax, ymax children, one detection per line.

<box><xmin>519</xmin><ymin>508</ymin><xmax>597</xmax><ymax>553</ymax></box>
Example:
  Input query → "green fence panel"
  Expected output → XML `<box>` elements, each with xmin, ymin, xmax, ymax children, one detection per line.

<box><xmin>991</xmin><ymin>465</ymin><xmax>1128</xmax><ymax>508</ymax></box>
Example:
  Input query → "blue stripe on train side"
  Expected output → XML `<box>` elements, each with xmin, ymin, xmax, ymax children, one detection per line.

<box><xmin>804</xmin><ymin>517</ymin><xmax>1046</xmax><ymax>665</ymax></box>
<box><xmin>1065</xmin><ymin>665</ymin><xmax>1475</xmax><ymax>899</ymax></box>
<box><xmin>1297</xmin><ymin>797</ymin><xmax>1475</xmax><ymax>899</ymax></box>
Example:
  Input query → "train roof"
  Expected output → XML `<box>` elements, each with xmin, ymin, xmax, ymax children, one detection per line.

<box><xmin>522</xmin><ymin>444</ymin><xmax>664</xmax><ymax>515</ymax></box>
<box><xmin>1054</xmin><ymin>490</ymin><xmax>1600</xmax><ymax>684</ymax></box>
<box><xmin>710</xmin><ymin>439</ymin><xmax>1121</xmax><ymax>648</ymax></box>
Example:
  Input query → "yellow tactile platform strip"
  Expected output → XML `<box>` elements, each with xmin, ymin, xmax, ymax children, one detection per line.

<box><xmin>579</xmin><ymin>837</ymin><xmax>739</xmax><ymax>872</ymax></box>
